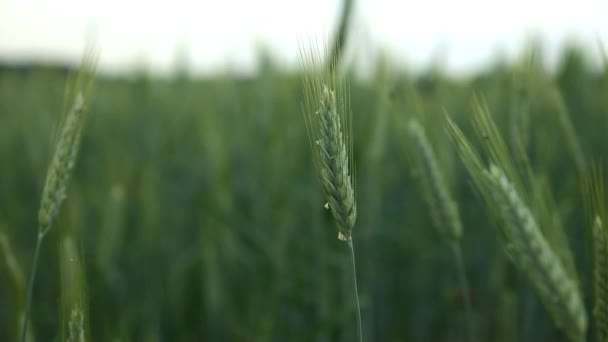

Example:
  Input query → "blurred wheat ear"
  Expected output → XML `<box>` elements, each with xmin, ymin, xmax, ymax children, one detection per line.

<box><xmin>405</xmin><ymin>118</ymin><xmax>475</xmax><ymax>341</ymax></box>
<box><xmin>582</xmin><ymin>164</ymin><xmax>608</xmax><ymax>342</ymax></box>
<box><xmin>484</xmin><ymin>165</ymin><xmax>587</xmax><ymax>342</ymax></box>
<box><xmin>21</xmin><ymin>49</ymin><xmax>98</xmax><ymax>342</ymax></box>
<box><xmin>447</xmin><ymin>103</ymin><xmax>587</xmax><ymax>342</ymax></box>
<box><xmin>407</xmin><ymin>118</ymin><xmax>462</xmax><ymax>241</ymax></box>
<box><xmin>38</xmin><ymin>92</ymin><xmax>86</xmax><ymax>235</ymax></box>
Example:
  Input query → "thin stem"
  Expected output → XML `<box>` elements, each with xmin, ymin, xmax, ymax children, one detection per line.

<box><xmin>452</xmin><ymin>243</ymin><xmax>475</xmax><ymax>342</ymax></box>
<box><xmin>21</xmin><ymin>233</ymin><xmax>44</xmax><ymax>342</ymax></box>
<box><xmin>328</xmin><ymin>0</ymin><xmax>354</xmax><ymax>73</ymax></box>
<box><xmin>347</xmin><ymin>238</ymin><xmax>362</xmax><ymax>342</ymax></box>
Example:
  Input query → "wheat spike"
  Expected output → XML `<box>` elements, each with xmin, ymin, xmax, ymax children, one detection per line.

<box><xmin>484</xmin><ymin>165</ymin><xmax>587</xmax><ymax>342</ymax></box>
<box><xmin>38</xmin><ymin>93</ymin><xmax>86</xmax><ymax>236</ymax></box>
<box><xmin>314</xmin><ymin>85</ymin><xmax>357</xmax><ymax>241</ymax></box>
<box><xmin>301</xmin><ymin>41</ymin><xmax>356</xmax><ymax>241</ymax></box>
<box><xmin>408</xmin><ymin>118</ymin><xmax>474</xmax><ymax>340</ymax></box>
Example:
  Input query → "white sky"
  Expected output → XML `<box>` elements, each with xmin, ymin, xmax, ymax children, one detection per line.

<box><xmin>1</xmin><ymin>0</ymin><xmax>607</xmax><ymax>76</ymax></box>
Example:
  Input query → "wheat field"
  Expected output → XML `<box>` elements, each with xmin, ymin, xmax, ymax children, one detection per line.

<box><xmin>1</xmin><ymin>41</ymin><xmax>608</xmax><ymax>341</ymax></box>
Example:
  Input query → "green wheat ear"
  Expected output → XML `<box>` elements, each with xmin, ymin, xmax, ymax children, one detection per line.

<box><xmin>39</xmin><ymin>49</ymin><xmax>97</xmax><ymax>237</ymax></box>
<box><xmin>484</xmin><ymin>165</ymin><xmax>586</xmax><ymax>342</ymax></box>
<box><xmin>314</xmin><ymin>85</ymin><xmax>357</xmax><ymax>241</ymax></box>
<box><xmin>38</xmin><ymin>92</ymin><xmax>86</xmax><ymax>235</ymax></box>
<box><xmin>447</xmin><ymin>102</ymin><xmax>587</xmax><ymax>342</ymax></box>
<box><xmin>300</xmin><ymin>42</ymin><xmax>356</xmax><ymax>241</ymax></box>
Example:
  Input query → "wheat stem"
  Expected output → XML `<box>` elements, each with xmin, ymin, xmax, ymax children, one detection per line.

<box><xmin>21</xmin><ymin>233</ymin><xmax>43</xmax><ymax>342</ymax></box>
<box><xmin>452</xmin><ymin>243</ymin><xmax>475</xmax><ymax>342</ymax></box>
<box><xmin>20</xmin><ymin>52</ymin><xmax>95</xmax><ymax>340</ymax></box>
<box><xmin>328</xmin><ymin>0</ymin><xmax>354</xmax><ymax>73</ymax></box>
<box><xmin>308</xmin><ymin>84</ymin><xmax>356</xmax><ymax>241</ymax></box>
<box><xmin>592</xmin><ymin>216</ymin><xmax>608</xmax><ymax>342</ymax></box>
<box><xmin>348</xmin><ymin>238</ymin><xmax>362</xmax><ymax>342</ymax></box>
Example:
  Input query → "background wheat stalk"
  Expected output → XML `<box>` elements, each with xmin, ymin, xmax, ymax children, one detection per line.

<box><xmin>406</xmin><ymin>118</ymin><xmax>475</xmax><ymax>341</ymax></box>
<box><xmin>20</xmin><ymin>51</ymin><xmax>97</xmax><ymax>342</ymax></box>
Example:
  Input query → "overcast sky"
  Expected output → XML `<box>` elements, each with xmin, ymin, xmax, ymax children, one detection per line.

<box><xmin>1</xmin><ymin>0</ymin><xmax>607</xmax><ymax>75</ymax></box>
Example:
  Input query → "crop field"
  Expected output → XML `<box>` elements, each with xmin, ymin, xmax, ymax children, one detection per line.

<box><xmin>1</xmin><ymin>42</ymin><xmax>608</xmax><ymax>342</ymax></box>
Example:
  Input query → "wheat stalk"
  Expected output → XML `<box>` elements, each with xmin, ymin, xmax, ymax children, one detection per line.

<box><xmin>327</xmin><ymin>0</ymin><xmax>354</xmax><ymax>73</ymax></box>
<box><xmin>447</xmin><ymin>109</ymin><xmax>587</xmax><ymax>341</ymax></box>
<box><xmin>21</xmin><ymin>91</ymin><xmax>89</xmax><ymax>342</ymax></box>
<box><xmin>21</xmin><ymin>50</ymin><xmax>97</xmax><ymax>342</ymax></box>
<box><xmin>301</xmin><ymin>42</ymin><xmax>356</xmax><ymax>241</ymax></box>
<box><xmin>307</xmin><ymin>84</ymin><xmax>360</xmax><ymax>340</ymax></box>
<box><xmin>301</xmin><ymin>42</ymin><xmax>360</xmax><ymax>341</ymax></box>
<box><xmin>406</xmin><ymin>118</ymin><xmax>475</xmax><ymax>340</ymax></box>
<box><xmin>547</xmin><ymin>87</ymin><xmax>586</xmax><ymax>177</ymax></box>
